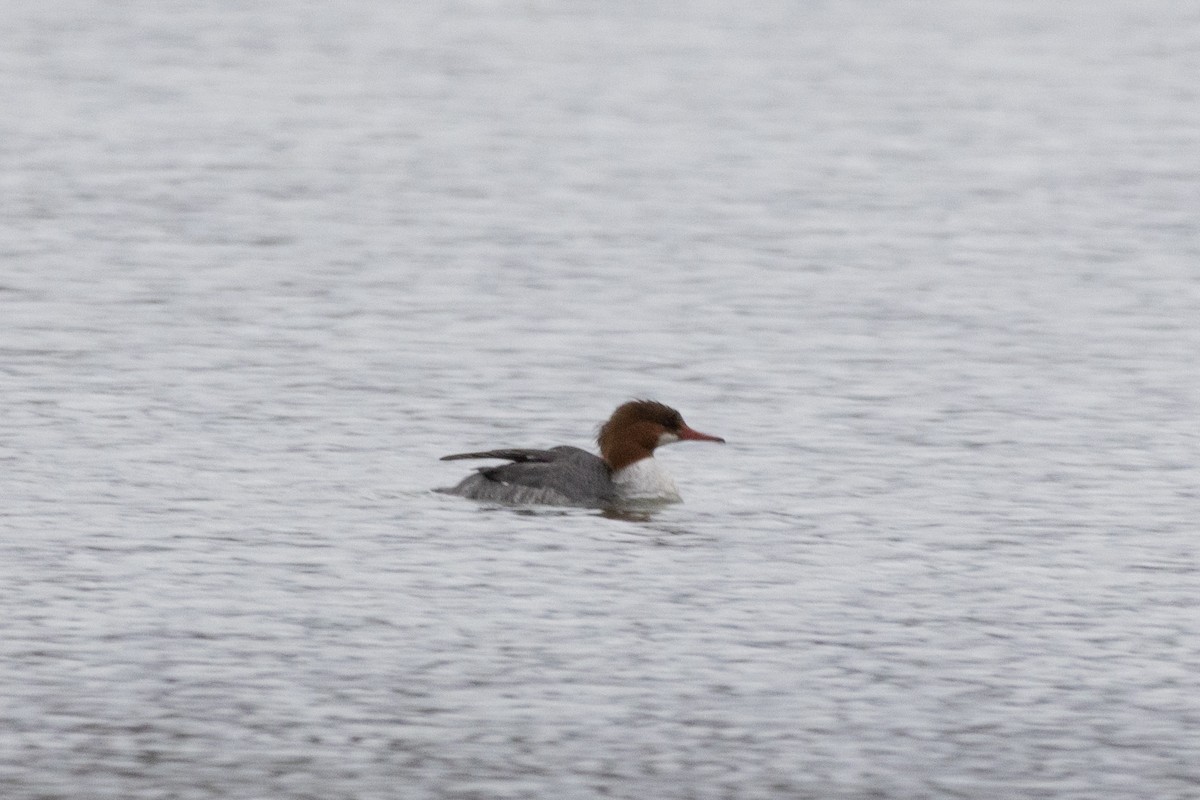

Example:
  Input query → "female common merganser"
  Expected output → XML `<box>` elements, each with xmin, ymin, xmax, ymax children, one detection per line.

<box><xmin>437</xmin><ymin>400</ymin><xmax>725</xmax><ymax>507</ymax></box>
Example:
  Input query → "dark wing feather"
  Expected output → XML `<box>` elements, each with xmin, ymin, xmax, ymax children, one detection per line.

<box><xmin>439</xmin><ymin>448</ymin><xmax>559</xmax><ymax>463</ymax></box>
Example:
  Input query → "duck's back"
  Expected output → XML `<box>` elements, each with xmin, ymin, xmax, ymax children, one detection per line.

<box><xmin>437</xmin><ymin>446</ymin><xmax>616</xmax><ymax>507</ymax></box>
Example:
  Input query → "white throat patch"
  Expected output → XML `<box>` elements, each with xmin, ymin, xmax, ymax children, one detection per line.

<box><xmin>612</xmin><ymin>457</ymin><xmax>681</xmax><ymax>503</ymax></box>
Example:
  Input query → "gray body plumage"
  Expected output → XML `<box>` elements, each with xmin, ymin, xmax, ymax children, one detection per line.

<box><xmin>437</xmin><ymin>446</ymin><xmax>617</xmax><ymax>507</ymax></box>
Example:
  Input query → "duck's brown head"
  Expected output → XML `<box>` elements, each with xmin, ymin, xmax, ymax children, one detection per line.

<box><xmin>597</xmin><ymin>399</ymin><xmax>724</xmax><ymax>471</ymax></box>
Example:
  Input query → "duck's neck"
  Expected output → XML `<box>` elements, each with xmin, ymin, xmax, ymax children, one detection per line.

<box><xmin>611</xmin><ymin>456</ymin><xmax>681</xmax><ymax>503</ymax></box>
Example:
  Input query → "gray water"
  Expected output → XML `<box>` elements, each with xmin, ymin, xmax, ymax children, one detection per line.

<box><xmin>3</xmin><ymin>1</ymin><xmax>1199</xmax><ymax>798</ymax></box>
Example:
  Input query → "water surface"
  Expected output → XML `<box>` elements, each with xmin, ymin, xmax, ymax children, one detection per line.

<box><xmin>2</xmin><ymin>1</ymin><xmax>1199</xmax><ymax>798</ymax></box>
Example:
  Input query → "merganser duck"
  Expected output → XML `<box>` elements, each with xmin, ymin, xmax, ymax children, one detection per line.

<box><xmin>437</xmin><ymin>400</ymin><xmax>725</xmax><ymax>507</ymax></box>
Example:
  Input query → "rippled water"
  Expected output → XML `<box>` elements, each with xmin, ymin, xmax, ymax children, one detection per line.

<box><xmin>3</xmin><ymin>1</ymin><xmax>1199</xmax><ymax>798</ymax></box>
